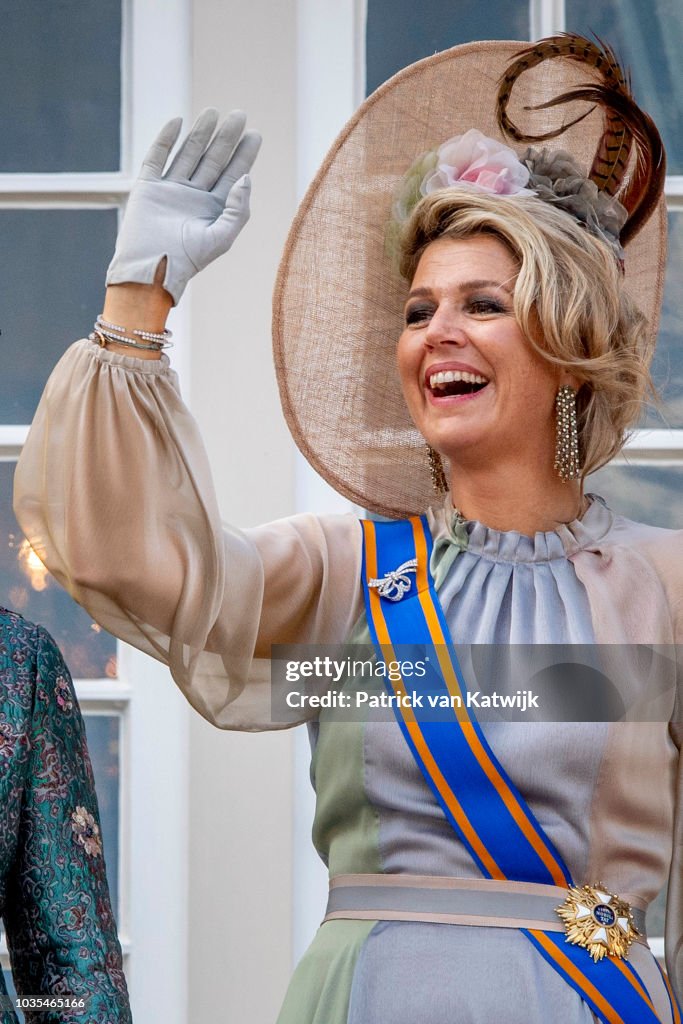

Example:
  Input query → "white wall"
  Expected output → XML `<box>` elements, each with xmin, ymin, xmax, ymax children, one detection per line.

<box><xmin>187</xmin><ymin>1</ymin><xmax>299</xmax><ymax>1020</ymax></box>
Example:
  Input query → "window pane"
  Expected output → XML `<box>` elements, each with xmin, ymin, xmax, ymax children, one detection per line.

<box><xmin>586</xmin><ymin>464</ymin><xmax>683</xmax><ymax>529</ymax></box>
<box><xmin>0</xmin><ymin>461</ymin><xmax>116</xmax><ymax>678</ymax></box>
<box><xmin>0</xmin><ymin>0</ymin><xmax>121</xmax><ymax>172</ymax></box>
<box><xmin>643</xmin><ymin>211</ymin><xmax>683</xmax><ymax>428</ymax></box>
<box><xmin>83</xmin><ymin>713</ymin><xmax>121</xmax><ymax>919</ymax></box>
<box><xmin>366</xmin><ymin>0</ymin><xmax>528</xmax><ymax>94</ymax></box>
<box><xmin>0</xmin><ymin>209</ymin><xmax>118</xmax><ymax>424</ymax></box>
<box><xmin>565</xmin><ymin>0</ymin><xmax>683</xmax><ymax>174</ymax></box>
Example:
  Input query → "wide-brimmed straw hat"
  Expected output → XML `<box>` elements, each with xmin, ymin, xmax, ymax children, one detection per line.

<box><xmin>272</xmin><ymin>36</ymin><xmax>667</xmax><ymax>518</ymax></box>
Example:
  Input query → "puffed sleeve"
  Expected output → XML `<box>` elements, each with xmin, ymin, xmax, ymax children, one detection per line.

<box><xmin>637</xmin><ymin>527</ymin><xmax>683</xmax><ymax>1005</ymax></box>
<box><xmin>666</xmin><ymin>724</ymin><xmax>683</xmax><ymax>1006</ymax></box>
<box><xmin>13</xmin><ymin>339</ymin><xmax>364</xmax><ymax>730</ymax></box>
<box><xmin>653</xmin><ymin>529</ymin><xmax>683</xmax><ymax>1008</ymax></box>
<box><xmin>3</xmin><ymin>625</ymin><xmax>131</xmax><ymax>1023</ymax></box>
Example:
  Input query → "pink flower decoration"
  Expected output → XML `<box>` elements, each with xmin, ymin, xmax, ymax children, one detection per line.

<box><xmin>421</xmin><ymin>129</ymin><xmax>534</xmax><ymax>198</ymax></box>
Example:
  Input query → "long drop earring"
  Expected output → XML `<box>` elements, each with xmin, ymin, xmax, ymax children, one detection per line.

<box><xmin>426</xmin><ymin>444</ymin><xmax>449</xmax><ymax>494</ymax></box>
<box><xmin>554</xmin><ymin>385</ymin><xmax>581</xmax><ymax>481</ymax></box>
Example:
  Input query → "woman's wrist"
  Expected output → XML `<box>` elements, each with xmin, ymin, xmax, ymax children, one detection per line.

<box><xmin>100</xmin><ymin>278</ymin><xmax>174</xmax><ymax>361</ymax></box>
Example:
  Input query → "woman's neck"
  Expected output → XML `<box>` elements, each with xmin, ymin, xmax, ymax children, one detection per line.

<box><xmin>449</xmin><ymin>461</ymin><xmax>585</xmax><ymax>536</ymax></box>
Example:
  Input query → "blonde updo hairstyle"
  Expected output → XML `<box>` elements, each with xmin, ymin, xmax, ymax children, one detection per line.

<box><xmin>398</xmin><ymin>189</ymin><xmax>656</xmax><ymax>477</ymax></box>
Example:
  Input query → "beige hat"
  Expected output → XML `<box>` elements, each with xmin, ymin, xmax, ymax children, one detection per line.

<box><xmin>272</xmin><ymin>36</ymin><xmax>667</xmax><ymax>518</ymax></box>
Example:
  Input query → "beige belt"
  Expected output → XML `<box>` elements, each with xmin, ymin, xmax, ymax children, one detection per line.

<box><xmin>323</xmin><ymin>874</ymin><xmax>648</xmax><ymax>945</ymax></box>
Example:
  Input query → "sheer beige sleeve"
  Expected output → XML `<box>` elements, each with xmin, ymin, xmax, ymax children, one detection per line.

<box><xmin>666</xmin><ymin>721</ymin><xmax>683</xmax><ymax>1007</ymax></box>
<box><xmin>628</xmin><ymin>527</ymin><xmax>683</xmax><ymax>1001</ymax></box>
<box><xmin>652</xmin><ymin>531</ymin><xmax>683</xmax><ymax>1006</ymax></box>
<box><xmin>13</xmin><ymin>338</ymin><xmax>364</xmax><ymax>730</ymax></box>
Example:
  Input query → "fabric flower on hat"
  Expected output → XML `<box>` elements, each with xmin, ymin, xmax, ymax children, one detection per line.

<box><xmin>392</xmin><ymin>149</ymin><xmax>439</xmax><ymax>225</ymax></box>
<box><xmin>387</xmin><ymin>129</ymin><xmax>534</xmax><ymax>260</ymax></box>
<box><xmin>421</xmin><ymin>129</ymin><xmax>535</xmax><ymax>198</ymax></box>
<box><xmin>523</xmin><ymin>147</ymin><xmax>628</xmax><ymax>260</ymax></box>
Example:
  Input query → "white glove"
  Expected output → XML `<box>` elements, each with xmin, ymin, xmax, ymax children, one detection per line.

<box><xmin>106</xmin><ymin>108</ymin><xmax>262</xmax><ymax>304</ymax></box>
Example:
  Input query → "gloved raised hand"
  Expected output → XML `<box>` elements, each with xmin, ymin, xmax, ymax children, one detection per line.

<box><xmin>107</xmin><ymin>108</ymin><xmax>262</xmax><ymax>305</ymax></box>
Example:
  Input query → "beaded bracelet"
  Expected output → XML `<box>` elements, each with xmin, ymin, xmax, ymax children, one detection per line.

<box><xmin>91</xmin><ymin>315</ymin><xmax>174</xmax><ymax>352</ymax></box>
<box><xmin>97</xmin><ymin>316</ymin><xmax>173</xmax><ymax>345</ymax></box>
<box><xmin>90</xmin><ymin>329</ymin><xmax>166</xmax><ymax>353</ymax></box>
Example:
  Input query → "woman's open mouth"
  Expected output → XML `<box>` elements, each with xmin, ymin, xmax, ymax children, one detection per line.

<box><xmin>426</xmin><ymin>368</ymin><xmax>490</xmax><ymax>403</ymax></box>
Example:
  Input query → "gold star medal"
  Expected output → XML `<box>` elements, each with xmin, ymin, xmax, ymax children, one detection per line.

<box><xmin>556</xmin><ymin>883</ymin><xmax>639</xmax><ymax>962</ymax></box>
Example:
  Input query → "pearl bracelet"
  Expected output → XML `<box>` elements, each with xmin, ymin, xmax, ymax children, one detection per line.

<box><xmin>92</xmin><ymin>315</ymin><xmax>173</xmax><ymax>351</ymax></box>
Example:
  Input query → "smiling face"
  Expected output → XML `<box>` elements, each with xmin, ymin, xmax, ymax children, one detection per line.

<box><xmin>397</xmin><ymin>234</ymin><xmax>564</xmax><ymax>473</ymax></box>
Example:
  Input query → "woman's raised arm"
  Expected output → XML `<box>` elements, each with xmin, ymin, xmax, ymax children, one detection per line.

<box><xmin>12</xmin><ymin>114</ymin><xmax>364</xmax><ymax>731</ymax></box>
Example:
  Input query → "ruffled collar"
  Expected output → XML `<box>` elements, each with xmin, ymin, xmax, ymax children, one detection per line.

<box><xmin>428</xmin><ymin>493</ymin><xmax>614</xmax><ymax>586</ymax></box>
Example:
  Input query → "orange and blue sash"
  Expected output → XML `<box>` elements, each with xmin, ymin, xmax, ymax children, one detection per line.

<box><xmin>361</xmin><ymin>514</ymin><xmax>678</xmax><ymax>1024</ymax></box>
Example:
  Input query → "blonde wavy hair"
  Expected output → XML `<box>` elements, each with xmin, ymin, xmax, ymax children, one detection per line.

<box><xmin>398</xmin><ymin>189</ymin><xmax>657</xmax><ymax>477</ymax></box>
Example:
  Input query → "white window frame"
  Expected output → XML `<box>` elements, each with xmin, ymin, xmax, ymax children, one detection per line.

<box><xmin>291</xmin><ymin>0</ymin><xmax>366</xmax><ymax>965</ymax></box>
<box><xmin>0</xmin><ymin>2</ymin><xmax>192</xmax><ymax>1020</ymax></box>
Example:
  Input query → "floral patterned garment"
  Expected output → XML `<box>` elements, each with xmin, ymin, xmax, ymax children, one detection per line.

<box><xmin>0</xmin><ymin>608</ymin><xmax>131</xmax><ymax>1023</ymax></box>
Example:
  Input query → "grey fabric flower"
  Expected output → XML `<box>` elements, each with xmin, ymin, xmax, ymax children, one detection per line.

<box><xmin>523</xmin><ymin>148</ymin><xmax>627</xmax><ymax>260</ymax></box>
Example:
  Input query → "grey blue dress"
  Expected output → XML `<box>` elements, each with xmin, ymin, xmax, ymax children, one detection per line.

<box><xmin>0</xmin><ymin>608</ymin><xmax>131</xmax><ymax>1023</ymax></box>
<box><xmin>276</xmin><ymin>497</ymin><xmax>677</xmax><ymax>1024</ymax></box>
